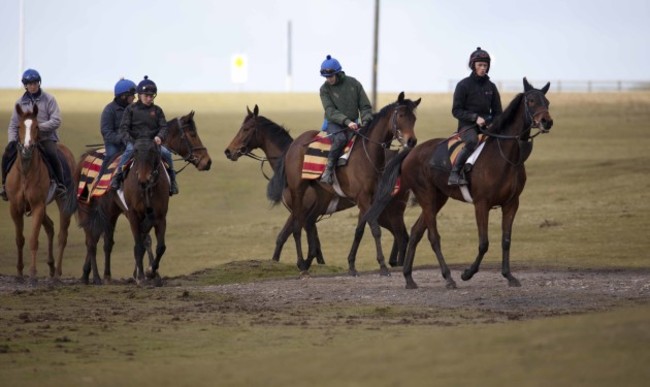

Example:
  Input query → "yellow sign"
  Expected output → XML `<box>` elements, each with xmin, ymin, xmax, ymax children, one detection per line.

<box><xmin>231</xmin><ymin>54</ymin><xmax>248</xmax><ymax>84</ymax></box>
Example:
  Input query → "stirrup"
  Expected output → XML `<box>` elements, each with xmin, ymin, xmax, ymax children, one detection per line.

<box><xmin>320</xmin><ymin>170</ymin><xmax>334</xmax><ymax>185</ymax></box>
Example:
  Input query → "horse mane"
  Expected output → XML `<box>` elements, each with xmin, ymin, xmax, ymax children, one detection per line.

<box><xmin>489</xmin><ymin>93</ymin><xmax>524</xmax><ymax>133</ymax></box>
<box><xmin>360</xmin><ymin>98</ymin><xmax>418</xmax><ymax>136</ymax></box>
<box><xmin>257</xmin><ymin>115</ymin><xmax>293</xmax><ymax>150</ymax></box>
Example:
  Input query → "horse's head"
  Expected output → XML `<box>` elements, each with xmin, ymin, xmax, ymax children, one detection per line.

<box><xmin>523</xmin><ymin>77</ymin><xmax>553</xmax><ymax>132</ymax></box>
<box><xmin>388</xmin><ymin>92</ymin><xmax>421</xmax><ymax>149</ymax></box>
<box><xmin>133</xmin><ymin>138</ymin><xmax>162</xmax><ymax>188</ymax></box>
<box><xmin>15</xmin><ymin>103</ymin><xmax>40</xmax><ymax>161</ymax></box>
<box><xmin>225</xmin><ymin>105</ymin><xmax>261</xmax><ymax>161</ymax></box>
<box><xmin>166</xmin><ymin>111</ymin><xmax>212</xmax><ymax>170</ymax></box>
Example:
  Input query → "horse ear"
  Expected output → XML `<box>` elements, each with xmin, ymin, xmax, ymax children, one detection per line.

<box><xmin>253</xmin><ymin>104</ymin><xmax>259</xmax><ymax>117</ymax></box>
<box><xmin>541</xmin><ymin>82</ymin><xmax>551</xmax><ymax>95</ymax></box>
<box><xmin>398</xmin><ymin>91</ymin><xmax>405</xmax><ymax>102</ymax></box>
<box><xmin>247</xmin><ymin>106</ymin><xmax>253</xmax><ymax>115</ymax></box>
<box><xmin>15</xmin><ymin>103</ymin><xmax>23</xmax><ymax>116</ymax></box>
<box><xmin>189</xmin><ymin>110</ymin><xmax>195</xmax><ymax>119</ymax></box>
<box><xmin>523</xmin><ymin>77</ymin><xmax>532</xmax><ymax>92</ymax></box>
<box><xmin>414</xmin><ymin>98</ymin><xmax>422</xmax><ymax>107</ymax></box>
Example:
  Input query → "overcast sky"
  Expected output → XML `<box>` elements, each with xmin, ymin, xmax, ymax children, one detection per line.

<box><xmin>0</xmin><ymin>0</ymin><xmax>647</xmax><ymax>93</ymax></box>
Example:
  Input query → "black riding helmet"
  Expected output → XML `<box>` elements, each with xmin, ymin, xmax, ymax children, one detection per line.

<box><xmin>469</xmin><ymin>47</ymin><xmax>491</xmax><ymax>73</ymax></box>
<box><xmin>137</xmin><ymin>75</ymin><xmax>157</xmax><ymax>96</ymax></box>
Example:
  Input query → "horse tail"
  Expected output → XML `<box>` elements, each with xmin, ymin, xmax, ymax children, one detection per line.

<box><xmin>78</xmin><ymin>198</ymin><xmax>113</xmax><ymax>240</ymax></box>
<box><xmin>267</xmin><ymin>150</ymin><xmax>288</xmax><ymax>205</ymax></box>
<box><xmin>363</xmin><ymin>147</ymin><xmax>412</xmax><ymax>224</ymax></box>
<box><xmin>61</xmin><ymin>182</ymin><xmax>78</xmax><ymax>216</ymax></box>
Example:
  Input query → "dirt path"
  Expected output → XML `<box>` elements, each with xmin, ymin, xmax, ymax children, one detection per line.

<box><xmin>2</xmin><ymin>267</ymin><xmax>649</xmax><ymax>323</ymax></box>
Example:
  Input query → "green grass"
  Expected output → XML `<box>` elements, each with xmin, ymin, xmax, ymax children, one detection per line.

<box><xmin>0</xmin><ymin>90</ymin><xmax>649</xmax><ymax>386</ymax></box>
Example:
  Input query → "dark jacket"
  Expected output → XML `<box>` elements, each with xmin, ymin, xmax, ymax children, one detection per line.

<box><xmin>452</xmin><ymin>72</ymin><xmax>502</xmax><ymax>130</ymax></box>
<box><xmin>119</xmin><ymin>100</ymin><xmax>168</xmax><ymax>142</ymax></box>
<box><xmin>100</xmin><ymin>99</ymin><xmax>129</xmax><ymax>147</ymax></box>
<box><xmin>320</xmin><ymin>72</ymin><xmax>373</xmax><ymax>127</ymax></box>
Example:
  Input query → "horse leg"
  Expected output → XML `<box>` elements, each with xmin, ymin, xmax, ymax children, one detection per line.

<box><xmin>128</xmin><ymin>219</ymin><xmax>147</xmax><ymax>285</ymax></box>
<box><xmin>11</xmin><ymin>208</ymin><xmax>26</xmax><ymax>279</ymax></box>
<box><xmin>147</xmin><ymin>220</ymin><xmax>167</xmax><ymax>287</ymax></box>
<box><xmin>82</xmin><ymin>228</ymin><xmax>102</xmax><ymax>285</ymax></box>
<box><xmin>289</xmin><ymin>187</ymin><xmax>308</xmax><ymax>273</ymax></box>
<box><xmin>403</xmin><ymin>214</ymin><xmax>426</xmax><ymax>289</ymax></box>
<box><xmin>55</xmin><ymin>211</ymin><xmax>72</xmax><ymax>279</ymax></box>
<box><xmin>103</xmin><ymin>212</ymin><xmax>120</xmax><ymax>283</ymax></box>
<box><xmin>41</xmin><ymin>214</ymin><xmax>55</xmax><ymax>278</ymax></box>
<box><xmin>272</xmin><ymin>216</ymin><xmax>293</xmax><ymax>262</ymax></box>
<box><xmin>312</xmin><ymin>225</ymin><xmax>326</xmax><ymax>265</ymax></box>
<box><xmin>28</xmin><ymin>206</ymin><xmax>47</xmax><ymax>284</ymax></box>
<box><xmin>426</xmin><ymin>209</ymin><xmax>456</xmax><ymax>290</ymax></box>
<box><xmin>347</xmin><ymin>220</ymin><xmax>365</xmax><ymax>277</ymax></box>
<box><xmin>501</xmin><ymin>199</ymin><xmax>521</xmax><ymax>287</ymax></box>
<box><xmin>461</xmin><ymin>203</ymin><xmax>490</xmax><ymax>282</ymax></box>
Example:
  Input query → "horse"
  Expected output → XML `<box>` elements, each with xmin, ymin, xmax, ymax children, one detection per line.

<box><xmin>75</xmin><ymin>111</ymin><xmax>211</xmax><ymax>285</ymax></box>
<box><xmin>267</xmin><ymin>92</ymin><xmax>420</xmax><ymax>276</ymax></box>
<box><xmin>121</xmin><ymin>138</ymin><xmax>170</xmax><ymax>285</ymax></box>
<box><xmin>6</xmin><ymin>103</ymin><xmax>77</xmax><ymax>283</ymax></box>
<box><xmin>364</xmin><ymin>78</ymin><xmax>553</xmax><ymax>289</ymax></box>
<box><xmin>224</xmin><ymin>105</ymin><xmax>410</xmax><ymax>268</ymax></box>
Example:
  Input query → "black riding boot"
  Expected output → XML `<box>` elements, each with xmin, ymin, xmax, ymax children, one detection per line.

<box><xmin>448</xmin><ymin>147</ymin><xmax>472</xmax><ymax>186</ymax></box>
<box><xmin>41</xmin><ymin>141</ymin><xmax>67</xmax><ymax>197</ymax></box>
<box><xmin>110</xmin><ymin>171</ymin><xmax>123</xmax><ymax>190</ymax></box>
<box><xmin>168</xmin><ymin>169</ymin><xmax>179</xmax><ymax>196</ymax></box>
<box><xmin>0</xmin><ymin>142</ymin><xmax>17</xmax><ymax>201</ymax></box>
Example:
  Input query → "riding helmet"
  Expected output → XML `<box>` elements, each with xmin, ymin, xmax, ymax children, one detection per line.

<box><xmin>114</xmin><ymin>78</ymin><xmax>136</xmax><ymax>97</ymax></box>
<box><xmin>137</xmin><ymin>75</ymin><xmax>157</xmax><ymax>95</ymax></box>
<box><xmin>320</xmin><ymin>55</ymin><xmax>342</xmax><ymax>77</ymax></box>
<box><xmin>21</xmin><ymin>69</ymin><xmax>41</xmax><ymax>85</ymax></box>
<box><xmin>469</xmin><ymin>47</ymin><xmax>491</xmax><ymax>72</ymax></box>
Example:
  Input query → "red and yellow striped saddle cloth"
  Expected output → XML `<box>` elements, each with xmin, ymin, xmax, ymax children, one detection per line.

<box><xmin>301</xmin><ymin>132</ymin><xmax>355</xmax><ymax>180</ymax></box>
<box><xmin>76</xmin><ymin>149</ymin><xmax>121</xmax><ymax>202</ymax></box>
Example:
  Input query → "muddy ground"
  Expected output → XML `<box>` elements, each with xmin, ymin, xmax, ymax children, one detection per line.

<box><xmin>2</xmin><ymin>265</ymin><xmax>649</xmax><ymax>325</ymax></box>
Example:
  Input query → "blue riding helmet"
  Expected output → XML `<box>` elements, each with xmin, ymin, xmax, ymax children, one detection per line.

<box><xmin>320</xmin><ymin>55</ymin><xmax>342</xmax><ymax>77</ymax></box>
<box><xmin>137</xmin><ymin>75</ymin><xmax>157</xmax><ymax>95</ymax></box>
<box><xmin>114</xmin><ymin>78</ymin><xmax>136</xmax><ymax>97</ymax></box>
<box><xmin>22</xmin><ymin>69</ymin><xmax>41</xmax><ymax>85</ymax></box>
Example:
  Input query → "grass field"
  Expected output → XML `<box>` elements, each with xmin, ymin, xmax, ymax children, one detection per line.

<box><xmin>0</xmin><ymin>89</ymin><xmax>649</xmax><ymax>386</ymax></box>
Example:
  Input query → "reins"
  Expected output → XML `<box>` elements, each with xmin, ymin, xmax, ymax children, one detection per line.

<box><xmin>169</xmin><ymin>117</ymin><xmax>206</xmax><ymax>174</ymax></box>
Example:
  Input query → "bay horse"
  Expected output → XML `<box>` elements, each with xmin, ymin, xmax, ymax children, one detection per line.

<box><xmin>224</xmin><ymin>105</ymin><xmax>410</xmax><ymax>268</ymax></box>
<box><xmin>267</xmin><ymin>92</ymin><xmax>420</xmax><ymax>275</ymax></box>
<box><xmin>122</xmin><ymin>138</ymin><xmax>170</xmax><ymax>285</ymax></box>
<box><xmin>75</xmin><ymin>112</ymin><xmax>211</xmax><ymax>284</ymax></box>
<box><xmin>6</xmin><ymin>103</ymin><xmax>77</xmax><ymax>283</ymax></box>
<box><xmin>365</xmin><ymin>78</ymin><xmax>553</xmax><ymax>289</ymax></box>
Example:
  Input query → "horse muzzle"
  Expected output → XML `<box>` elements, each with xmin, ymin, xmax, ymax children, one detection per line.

<box><xmin>224</xmin><ymin>148</ymin><xmax>243</xmax><ymax>161</ymax></box>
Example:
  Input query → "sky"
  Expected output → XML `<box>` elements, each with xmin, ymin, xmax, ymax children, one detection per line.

<box><xmin>0</xmin><ymin>0</ymin><xmax>648</xmax><ymax>93</ymax></box>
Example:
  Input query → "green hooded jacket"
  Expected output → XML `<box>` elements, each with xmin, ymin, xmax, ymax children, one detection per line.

<box><xmin>320</xmin><ymin>72</ymin><xmax>373</xmax><ymax>127</ymax></box>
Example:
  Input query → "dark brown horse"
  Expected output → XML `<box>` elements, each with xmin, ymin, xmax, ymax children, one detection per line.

<box><xmin>267</xmin><ymin>92</ymin><xmax>420</xmax><ymax>275</ymax></box>
<box><xmin>75</xmin><ymin>112</ymin><xmax>211</xmax><ymax>284</ymax></box>
<box><xmin>122</xmin><ymin>138</ymin><xmax>170</xmax><ymax>285</ymax></box>
<box><xmin>224</xmin><ymin>105</ymin><xmax>410</xmax><ymax>268</ymax></box>
<box><xmin>6</xmin><ymin>103</ymin><xmax>77</xmax><ymax>283</ymax></box>
<box><xmin>365</xmin><ymin>78</ymin><xmax>553</xmax><ymax>288</ymax></box>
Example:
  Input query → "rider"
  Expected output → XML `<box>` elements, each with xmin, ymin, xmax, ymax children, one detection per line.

<box><xmin>319</xmin><ymin>55</ymin><xmax>373</xmax><ymax>185</ymax></box>
<box><xmin>110</xmin><ymin>75</ymin><xmax>179</xmax><ymax>195</ymax></box>
<box><xmin>448</xmin><ymin>47</ymin><xmax>503</xmax><ymax>186</ymax></box>
<box><xmin>1</xmin><ymin>68</ymin><xmax>67</xmax><ymax>201</ymax></box>
<box><xmin>98</xmin><ymin>78</ymin><xmax>136</xmax><ymax>178</ymax></box>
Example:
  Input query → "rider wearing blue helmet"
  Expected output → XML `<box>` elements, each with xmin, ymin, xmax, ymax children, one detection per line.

<box><xmin>110</xmin><ymin>76</ymin><xmax>179</xmax><ymax>195</ymax></box>
<box><xmin>1</xmin><ymin>69</ymin><xmax>66</xmax><ymax>200</ymax></box>
<box><xmin>319</xmin><ymin>55</ymin><xmax>373</xmax><ymax>185</ymax></box>
<box><xmin>97</xmin><ymin>78</ymin><xmax>136</xmax><ymax>178</ymax></box>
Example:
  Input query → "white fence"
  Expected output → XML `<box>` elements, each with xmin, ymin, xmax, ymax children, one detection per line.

<box><xmin>448</xmin><ymin>80</ymin><xmax>650</xmax><ymax>93</ymax></box>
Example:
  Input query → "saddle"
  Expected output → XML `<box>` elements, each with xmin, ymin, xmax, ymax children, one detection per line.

<box><xmin>301</xmin><ymin>132</ymin><xmax>356</xmax><ymax>180</ymax></box>
<box><xmin>430</xmin><ymin>132</ymin><xmax>487</xmax><ymax>173</ymax></box>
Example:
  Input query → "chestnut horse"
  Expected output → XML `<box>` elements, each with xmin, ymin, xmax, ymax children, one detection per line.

<box><xmin>365</xmin><ymin>78</ymin><xmax>553</xmax><ymax>289</ymax></box>
<box><xmin>6</xmin><ymin>103</ymin><xmax>77</xmax><ymax>283</ymax></box>
<box><xmin>267</xmin><ymin>92</ymin><xmax>420</xmax><ymax>275</ymax></box>
<box><xmin>224</xmin><ymin>105</ymin><xmax>410</xmax><ymax>268</ymax></box>
<box><xmin>76</xmin><ymin>112</ymin><xmax>211</xmax><ymax>284</ymax></box>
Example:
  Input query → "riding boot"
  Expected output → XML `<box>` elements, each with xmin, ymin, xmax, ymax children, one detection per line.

<box><xmin>110</xmin><ymin>171</ymin><xmax>123</xmax><ymax>190</ymax></box>
<box><xmin>168</xmin><ymin>169</ymin><xmax>179</xmax><ymax>196</ymax></box>
<box><xmin>41</xmin><ymin>141</ymin><xmax>67</xmax><ymax>197</ymax></box>
<box><xmin>320</xmin><ymin>160</ymin><xmax>336</xmax><ymax>185</ymax></box>
<box><xmin>448</xmin><ymin>147</ymin><xmax>472</xmax><ymax>186</ymax></box>
<box><xmin>1</xmin><ymin>144</ymin><xmax>16</xmax><ymax>201</ymax></box>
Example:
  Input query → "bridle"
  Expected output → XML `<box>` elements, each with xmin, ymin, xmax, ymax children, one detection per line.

<box><xmin>237</xmin><ymin>116</ymin><xmax>279</xmax><ymax>181</ymax></box>
<box><xmin>170</xmin><ymin>117</ymin><xmax>207</xmax><ymax>173</ymax></box>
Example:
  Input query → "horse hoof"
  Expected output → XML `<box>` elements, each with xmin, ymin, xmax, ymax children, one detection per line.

<box><xmin>299</xmin><ymin>271</ymin><xmax>310</xmax><ymax>279</ymax></box>
<box><xmin>461</xmin><ymin>270</ymin><xmax>473</xmax><ymax>281</ymax></box>
<box><xmin>379</xmin><ymin>268</ymin><xmax>391</xmax><ymax>277</ymax></box>
<box><xmin>153</xmin><ymin>274</ymin><xmax>163</xmax><ymax>287</ymax></box>
<box><xmin>348</xmin><ymin>270</ymin><xmax>359</xmax><ymax>277</ymax></box>
<box><xmin>405</xmin><ymin>281</ymin><xmax>418</xmax><ymax>289</ymax></box>
<box><xmin>508</xmin><ymin>278</ymin><xmax>521</xmax><ymax>287</ymax></box>
<box><xmin>446</xmin><ymin>280</ymin><xmax>457</xmax><ymax>290</ymax></box>
<box><xmin>93</xmin><ymin>278</ymin><xmax>103</xmax><ymax>286</ymax></box>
